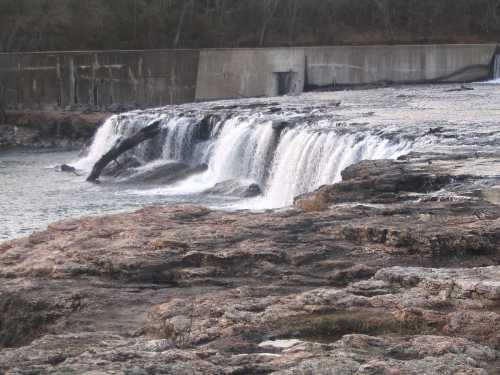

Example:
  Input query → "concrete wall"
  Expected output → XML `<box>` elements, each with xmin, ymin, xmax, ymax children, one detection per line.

<box><xmin>195</xmin><ymin>44</ymin><xmax>497</xmax><ymax>100</ymax></box>
<box><xmin>0</xmin><ymin>50</ymin><xmax>199</xmax><ymax>110</ymax></box>
<box><xmin>1</xmin><ymin>44</ymin><xmax>498</xmax><ymax>110</ymax></box>
<box><xmin>305</xmin><ymin>44</ymin><xmax>497</xmax><ymax>87</ymax></box>
<box><xmin>195</xmin><ymin>48</ymin><xmax>305</xmax><ymax>101</ymax></box>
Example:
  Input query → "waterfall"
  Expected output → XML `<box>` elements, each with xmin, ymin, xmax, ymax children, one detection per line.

<box><xmin>494</xmin><ymin>54</ymin><xmax>500</xmax><ymax>81</ymax></box>
<box><xmin>263</xmin><ymin>130</ymin><xmax>406</xmax><ymax>207</ymax></box>
<box><xmin>207</xmin><ymin>117</ymin><xmax>278</xmax><ymax>183</ymax></box>
<box><xmin>77</xmin><ymin>110</ymin><xmax>411</xmax><ymax>208</ymax></box>
<box><xmin>485</xmin><ymin>54</ymin><xmax>500</xmax><ymax>83</ymax></box>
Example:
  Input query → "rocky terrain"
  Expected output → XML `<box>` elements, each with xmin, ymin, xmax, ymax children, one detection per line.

<box><xmin>0</xmin><ymin>111</ymin><xmax>109</xmax><ymax>150</ymax></box>
<box><xmin>0</xmin><ymin>151</ymin><xmax>499</xmax><ymax>374</ymax></box>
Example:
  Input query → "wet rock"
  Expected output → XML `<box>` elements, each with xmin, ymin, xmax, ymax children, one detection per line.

<box><xmin>59</xmin><ymin>164</ymin><xmax>76</xmax><ymax>173</ymax></box>
<box><xmin>0</xmin><ymin>110</ymin><xmax>108</xmax><ymax>150</ymax></box>
<box><xmin>124</xmin><ymin>162</ymin><xmax>208</xmax><ymax>185</ymax></box>
<box><xmin>426</xmin><ymin>126</ymin><xmax>445</xmax><ymax>135</ymax></box>
<box><xmin>446</xmin><ymin>84</ymin><xmax>475</xmax><ymax>92</ymax></box>
<box><xmin>272</xmin><ymin>121</ymin><xmax>290</xmax><ymax>132</ymax></box>
<box><xmin>102</xmin><ymin>156</ymin><xmax>142</xmax><ymax>177</ymax></box>
<box><xmin>195</xmin><ymin>115</ymin><xmax>220</xmax><ymax>141</ymax></box>
<box><xmin>295</xmin><ymin>159</ymin><xmax>459</xmax><ymax>211</ymax></box>
<box><xmin>204</xmin><ymin>179</ymin><xmax>262</xmax><ymax>198</ymax></box>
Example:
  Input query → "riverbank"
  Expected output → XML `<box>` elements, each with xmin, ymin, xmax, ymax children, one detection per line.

<box><xmin>0</xmin><ymin>110</ymin><xmax>109</xmax><ymax>150</ymax></box>
<box><xmin>1</xmin><ymin>85</ymin><xmax>500</xmax><ymax>373</ymax></box>
<box><xmin>0</xmin><ymin>152</ymin><xmax>499</xmax><ymax>374</ymax></box>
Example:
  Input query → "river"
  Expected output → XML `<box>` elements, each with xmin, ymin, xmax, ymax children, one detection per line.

<box><xmin>1</xmin><ymin>83</ymin><xmax>500</xmax><ymax>241</ymax></box>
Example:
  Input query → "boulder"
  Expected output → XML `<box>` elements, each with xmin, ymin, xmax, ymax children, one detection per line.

<box><xmin>295</xmin><ymin>159</ymin><xmax>459</xmax><ymax>211</ymax></box>
<box><xmin>59</xmin><ymin>164</ymin><xmax>77</xmax><ymax>173</ymax></box>
<box><xmin>204</xmin><ymin>179</ymin><xmax>262</xmax><ymax>198</ymax></box>
<box><xmin>102</xmin><ymin>156</ymin><xmax>142</xmax><ymax>177</ymax></box>
<box><xmin>124</xmin><ymin>161</ymin><xmax>208</xmax><ymax>185</ymax></box>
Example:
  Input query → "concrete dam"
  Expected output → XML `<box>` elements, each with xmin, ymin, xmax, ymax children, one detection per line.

<box><xmin>0</xmin><ymin>44</ymin><xmax>498</xmax><ymax>110</ymax></box>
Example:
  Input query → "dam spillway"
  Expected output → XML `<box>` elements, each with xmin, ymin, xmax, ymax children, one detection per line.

<box><xmin>3</xmin><ymin>84</ymin><xmax>500</xmax><ymax>240</ymax></box>
<box><xmin>75</xmin><ymin>82</ymin><xmax>500</xmax><ymax>209</ymax></box>
<box><xmin>75</xmin><ymin>99</ymin><xmax>410</xmax><ymax>208</ymax></box>
<box><xmin>1</xmin><ymin>44</ymin><xmax>498</xmax><ymax>111</ymax></box>
<box><xmin>492</xmin><ymin>54</ymin><xmax>500</xmax><ymax>82</ymax></box>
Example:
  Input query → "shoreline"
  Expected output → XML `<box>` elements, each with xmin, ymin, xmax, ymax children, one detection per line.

<box><xmin>1</xmin><ymin>85</ymin><xmax>500</xmax><ymax>373</ymax></box>
<box><xmin>0</xmin><ymin>110</ymin><xmax>110</xmax><ymax>150</ymax></box>
<box><xmin>1</xmin><ymin>152</ymin><xmax>499</xmax><ymax>373</ymax></box>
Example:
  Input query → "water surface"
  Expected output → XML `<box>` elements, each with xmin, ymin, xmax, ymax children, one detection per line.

<box><xmin>2</xmin><ymin>84</ymin><xmax>500</xmax><ymax>241</ymax></box>
<box><xmin>0</xmin><ymin>150</ymin><xmax>227</xmax><ymax>241</ymax></box>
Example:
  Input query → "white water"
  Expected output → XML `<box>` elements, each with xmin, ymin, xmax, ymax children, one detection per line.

<box><xmin>6</xmin><ymin>85</ymin><xmax>500</xmax><ymax>240</ymax></box>
<box><xmin>483</xmin><ymin>54</ymin><xmax>500</xmax><ymax>84</ymax></box>
<box><xmin>263</xmin><ymin>130</ymin><xmax>408</xmax><ymax>207</ymax></box>
<box><xmin>77</xmin><ymin>110</ymin><xmax>410</xmax><ymax>208</ymax></box>
<box><xmin>74</xmin><ymin>116</ymin><xmax>120</xmax><ymax>170</ymax></box>
<box><xmin>494</xmin><ymin>55</ymin><xmax>500</xmax><ymax>80</ymax></box>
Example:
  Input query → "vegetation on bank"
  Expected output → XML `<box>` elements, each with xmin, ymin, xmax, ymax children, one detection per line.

<box><xmin>1</xmin><ymin>0</ymin><xmax>500</xmax><ymax>52</ymax></box>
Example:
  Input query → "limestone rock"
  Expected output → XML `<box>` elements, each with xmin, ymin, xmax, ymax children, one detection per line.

<box><xmin>1</xmin><ymin>155</ymin><xmax>500</xmax><ymax>373</ymax></box>
<box><xmin>204</xmin><ymin>179</ymin><xmax>262</xmax><ymax>198</ymax></box>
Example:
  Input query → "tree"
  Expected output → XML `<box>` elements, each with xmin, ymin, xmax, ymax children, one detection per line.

<box><xmin>374</xmin><ymin>0</ymin><xmax>394</xmax><ymax>40</ymax></box>
<box><xmin>287</xmin><ymin>0</ymin><xmax>300</xmax><ymax>46</ymax></box>
<box><xmin>0</xmin><ymin>0</ymin><xmax>499</xmax><ymax>51</ymax></box>
<box><xmin>173</xmin><ymin>0</ymin><xmax>195</xmax><ymax>48</ymax></box>
<box><xmin>258</xmin><ymin>0</ymin><xmax>281</xmax><ymax>47</ymax></box>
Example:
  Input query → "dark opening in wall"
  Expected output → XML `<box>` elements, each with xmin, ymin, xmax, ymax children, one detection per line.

<box><xmin>93</xmin><ymin>84</ymin><xmax>99</xmax><ymax>106</ymax></box>
<box><xmin>73</xmin><ymin>77</ymin><xmax>78</xmax><ymax>105</ymax></box>
<box><xmin>275</xmin><ymin>71</ymin><xmax>296</xmax><ymax>95</ymax></box>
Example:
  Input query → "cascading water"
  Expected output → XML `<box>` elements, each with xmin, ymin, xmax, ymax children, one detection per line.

<box><xmin>494</xmin><ymin>54</ymin><xmax>500</xmax><ymax>80</ymax></box>
<box><xmin>76</xmin><ymin>108</ymin><xmax>411</xmax><ymax>208</ymax></box>
<box><xmin>263</xmin><ymin>130</ymin><xmax>407</xmax><ymax>207</ymax></box>
<box><xmin>485</xmin><ymin>54</ymin><xmax>500</xmax><ymax>83</ymax></box>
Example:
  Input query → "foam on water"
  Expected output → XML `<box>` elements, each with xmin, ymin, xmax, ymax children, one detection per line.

<box><xmin>481</xmin><ymin>54</ymin><xmax>500</xmax><ymax>84</ymax></box>
<box><xmin>482</xmin><ymin>79</ymin><xmax>500</xmax><ymax>84</ymax></box>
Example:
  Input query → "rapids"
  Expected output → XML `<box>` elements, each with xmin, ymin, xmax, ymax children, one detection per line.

<box><xmin>74</xmin><ymin>105</ymin><xmax>410</xmax><ymax>208</ymax></box>
<box><xmin>3</xmin><ymin>84</ymin><xmax>500</xmax><ymax>240</ymax></box>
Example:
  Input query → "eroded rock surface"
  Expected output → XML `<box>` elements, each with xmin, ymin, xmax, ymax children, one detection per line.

<box><xmin>0</xmin><ymin>111</ymin><xmax>108</xmax><ymax>149</ymax></box>
<box><xmin>0</xmin><ymin>155</ymin><xmax>499</xmax><ymax>374</ymax></box>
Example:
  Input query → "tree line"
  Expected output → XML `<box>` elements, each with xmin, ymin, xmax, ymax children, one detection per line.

<box><xmin>1</xmin><ymin>0</ymin><xmax>500</xmax><ymax>52</ymax></box>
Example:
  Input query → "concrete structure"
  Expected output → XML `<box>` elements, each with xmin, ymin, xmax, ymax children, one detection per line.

<box><xmin>0</xmin><ymin>44</ymin><xmax>498</xmax><ymax>110</ymax></box>
<box><xmin>0</xmin><ymin>50</ymin><xmax>199</xmax><ymax>110</ymax></box>
<box><xmin>195</xmin><ymin>44</ymin><xmax>497</xmax><ymax>100</ymax></box>
<box><xmin>304</xmin><ymin>44</ymin><xmax>497</xmax><ymax>88</ymax></box>
<box><xmin>195</xmin><ymin>48</ymin><xmax>305</xmax><ymax>101</ymax></box>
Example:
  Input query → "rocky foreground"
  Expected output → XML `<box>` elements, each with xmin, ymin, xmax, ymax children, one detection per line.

<box><xmin>1</xmin><ymin>152</ymin><xmax>500</xmax><ymax>374</ymax></box>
